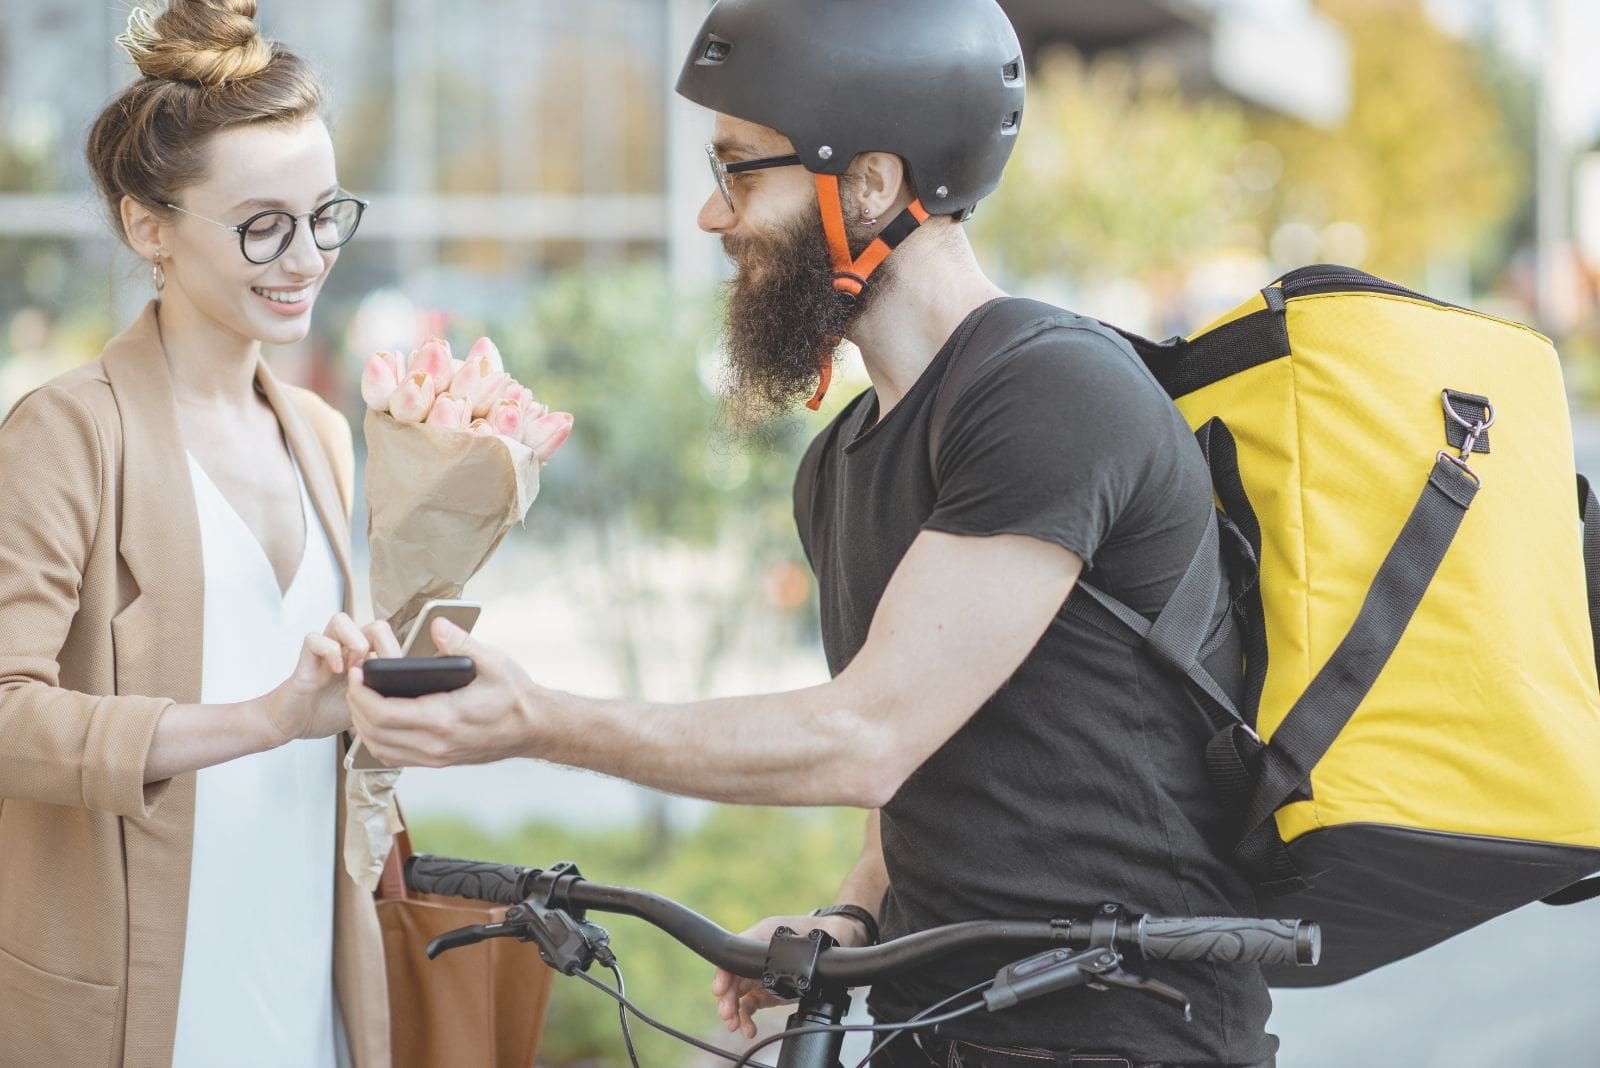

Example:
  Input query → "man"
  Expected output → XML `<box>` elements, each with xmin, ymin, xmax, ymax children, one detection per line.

<box><xmin>348</xmin><ymin>1</ymin><xmax>1276</xmax><ymax>1063</ymax></box>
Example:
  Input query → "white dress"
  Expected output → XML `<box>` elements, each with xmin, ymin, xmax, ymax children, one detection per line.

<box><xmin>170</xmin><ymin>451</ymin><xmax>350</xmax><ymax>1068</ymax></box>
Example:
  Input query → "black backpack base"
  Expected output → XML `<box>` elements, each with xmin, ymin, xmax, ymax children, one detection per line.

<box><xmin>1261</xmin><ymin>823</ymin><xmax>1600</xmax><ymax>986</ymax></box>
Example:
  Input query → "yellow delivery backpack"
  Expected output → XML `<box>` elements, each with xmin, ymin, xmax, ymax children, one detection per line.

<box><xmin>932</xmin><ymin>265</ymin><xmax>1600</xmax><ymax>986</ymax></box>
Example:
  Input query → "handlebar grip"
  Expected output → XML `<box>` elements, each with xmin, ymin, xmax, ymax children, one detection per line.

<box><xmin>1137</xmin><ymin>917</ymin><xmax>1320</xmax><ymax>967</ymax></box>
<box><xmin>405</xmin><ymin>853</ymin><xmax>535</xmax><ymax>906</ymax></box>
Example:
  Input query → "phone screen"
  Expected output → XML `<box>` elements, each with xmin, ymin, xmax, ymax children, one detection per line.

<box><xmin>401</xmin><ymin>599</ymin><xmax>482</xmax><ymax>658</ymax></box>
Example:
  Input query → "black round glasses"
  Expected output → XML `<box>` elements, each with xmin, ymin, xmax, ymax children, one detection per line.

<box><xmin>163</xmin><ymin>194</ymin><xmax>369</xmax><ymax>264</ymax></box>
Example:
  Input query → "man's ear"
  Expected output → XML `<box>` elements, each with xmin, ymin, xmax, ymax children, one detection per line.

<box><xmin>120</xmin><ymin>195</ymin><xmax>167</xmax><ymax>263</ymax></box>
<box><xmin>849</xmin><ymin>151</ymin><xmax>911</xmax><ymax>223</ymax></box>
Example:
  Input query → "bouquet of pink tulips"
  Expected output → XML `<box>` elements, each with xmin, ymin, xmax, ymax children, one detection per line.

<box><xmin>360</xmin><ymin>335</ymin><xmax>573</xmax><ymax>637</ymax></box>
<box><xmin>346</xmin><ymin>336</ymin><xmax>571</xmax><ymax>890</ymax></box>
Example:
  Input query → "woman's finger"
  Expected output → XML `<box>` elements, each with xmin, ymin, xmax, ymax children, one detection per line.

<box><xmin>304</xmin><ymin>632</ymin><xmax>342</xmax><ymax>675</ymax></box>
<box><xmin>363</xmin><ymin>620</ymin><xmax>403</xmax><ymax>659</ymax></box>
<box><xmin>325</xmin><ymin>612</ymin><xmax>370</xmax><ymax>663</ymax></box>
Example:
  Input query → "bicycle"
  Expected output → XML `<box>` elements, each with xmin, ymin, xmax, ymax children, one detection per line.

<box><xmin>406</xmin><ymin>853</ymin><xmax>1320</xmax><ymax>1068</ymax></box>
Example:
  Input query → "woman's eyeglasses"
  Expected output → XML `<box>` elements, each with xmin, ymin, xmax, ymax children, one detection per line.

<box><xmin>163</xmin><ymin>194</ymin><xmax>369</xmax><ymax>265</ymax></box>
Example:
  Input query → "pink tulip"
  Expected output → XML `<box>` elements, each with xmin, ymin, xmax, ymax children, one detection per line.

<box><xmin>467</xmin><ymin>336</ymin><xmax>504</xmax><ymax>376</ymax></box>
<box><xmin>498</xmin><ymin>381</ymin><xmax>531</xmax><ymax>411</ymax></box>
<box><xmin>408</xmin><ymin>338</ymin><xmax>454</xmax><ymax>392</ymax></box>
<box><xmin>467</xmin><ymin>418</ymin><xmax>496</xmax><ymax>437</ymax></box>
<box><xmin>360</xmin><ymin>350</ymin><xmax>403</xmax><ymax>411</ymax></box>
<box><xmin>387</xmin><ymin>371</ymin><xmax>435</xmax><ymax>423</ymax></box>
<box><xmin>518</xmin><ymin>392</ymin><xmax>548</xmax><ymax>422</ymax></box>
<box><xmin>425</xmin><ymin>391</ymin><xmax>470</xmax><ymax>430</ymax></box>
<box><xmin>486</xmin><ymin>398</ymin><xmax>524</xmax><ymax>439</ymax></box>
<box><xmin>521</xmin><ymin>410</ymin><xmax>573</xmax><ymax>463</ymax></box>
<box><xmin>451</xmin><ymin>355</ymin><xmax>511</xmax><ymax>417</ymax></box>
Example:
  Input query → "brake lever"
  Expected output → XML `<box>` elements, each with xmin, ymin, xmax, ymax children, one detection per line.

<box><xmin>1082</xmin><ymin>957</ymin><xmax>1193</xmax><ymax>1021</ymax></box>
<box><xmin>426</xmin><ymin>920</ymin><xmax>521</xmax><ymax>959</ymax></box>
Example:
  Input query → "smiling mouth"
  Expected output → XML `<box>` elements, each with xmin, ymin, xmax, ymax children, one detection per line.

<box><xmin>253</xmin><ymin>285</ymin><xmax>313</xmax><ymax>304</ymax></box>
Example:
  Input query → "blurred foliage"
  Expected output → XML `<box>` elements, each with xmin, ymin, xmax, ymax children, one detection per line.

<box><xmin>501</xmin><ymin>265</ymin><xmax>806</xmax><ymax>547</ymax></box>
<box><xmin>975</xmin><ymin>0</ymin><xmax>1531</xmax><ymax>294</ymax></box>
<box><xmin>0</xmin><ymin>140</ymin><xmax>54</xmax><ymax>193</ymax></box>
<box><xmin>487</xmin><ymin>266</ymin><xmax>819</xmax><ymax>805</ymax></box>
<box><xmin>1254</xmin><ymin>0</ymin><xmax>1527</xmax><ymax>281</ymax></box>
<box><xmin>408</xmin><ymin>806</ymin><xmax>869</xmax><ymax>1068</ymax></box>
<box><xmin>1453</xmin><ymin>8</ymin><xmax>1539</xmax><ymax>274</ymax></box>
<box><xmin>973</xmin><ymin>50</ymin><xmax>1257</xmax><ymax>283</ymax></box>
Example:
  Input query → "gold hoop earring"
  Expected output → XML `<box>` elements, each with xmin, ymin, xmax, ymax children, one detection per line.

<box><xmin>152</xmin><ymin>252</ymin><xmax>166</xmax><ymax>293</ymax></box>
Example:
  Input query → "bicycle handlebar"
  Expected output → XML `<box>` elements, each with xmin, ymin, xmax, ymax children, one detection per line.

<box><xmin>404</xmin><ymin>853</ymin><xmax>1319</xmax><ymax>975</ymax></box>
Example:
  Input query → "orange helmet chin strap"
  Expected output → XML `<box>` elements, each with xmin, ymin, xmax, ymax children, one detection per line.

<box><xmin>805</xmin><ymin>173</ymin><xmax>930</xmax><ymax>410</ymax></box>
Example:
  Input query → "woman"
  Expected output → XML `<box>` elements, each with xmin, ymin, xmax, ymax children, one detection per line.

<box><xmin>0</xmin><ymin>2</ymin><xmax>391</xmax><ymax>1065</ymax></box>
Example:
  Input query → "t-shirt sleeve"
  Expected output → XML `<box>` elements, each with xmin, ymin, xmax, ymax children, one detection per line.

<box><xmin>923</xmin><ymin>324</ymin><xmax>1171</xmax><ymax>566</ymax></box>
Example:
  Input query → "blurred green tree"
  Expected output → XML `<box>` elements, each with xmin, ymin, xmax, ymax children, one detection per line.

<box><xmin>1251</xmin><ymin>0</ymin><xmax>1527</xmax><ymax>282</ymax></box>
<box><xmin>971</xmin><ymin>4</ymin><xmax>1530</xmax><ymax>297</ymax></box>
<box><xmin>496</xmin><ymin>265</ymin><xmax>821</xmax><ymax>840</ymax></box>
<box><xmin>971</xmin><ymin>49</ymin><xmax>1258</xmax><ymax>286</ymax></box>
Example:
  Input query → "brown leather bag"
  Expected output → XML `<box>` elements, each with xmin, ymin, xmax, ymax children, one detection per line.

<box><xmin>376</xmin><ymin>824</ymin><xmax>555</xmax><ymax>1068</ymax></box>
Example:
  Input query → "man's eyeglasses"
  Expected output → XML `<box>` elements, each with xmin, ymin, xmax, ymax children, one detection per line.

<box><xmin>163</xmin><ymin>195</ymin><xmax>369</xmax><ymax>265</ymax></box>
<box><xmin>705</xmin><ymin>144</ymin><xmax>803</xmax><ymax>211</ymax></box>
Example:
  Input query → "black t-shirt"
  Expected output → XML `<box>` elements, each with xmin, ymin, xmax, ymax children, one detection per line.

<box><xmin>793</xmin><ymin>299</ymin><xmax>1275</xmax><ymax>1064</ymax></box>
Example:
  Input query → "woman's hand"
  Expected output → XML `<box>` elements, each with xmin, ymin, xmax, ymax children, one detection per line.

<box><xmin>710</xmin><ymin>913</ymin><xmax>873</xmax><ymax>1039</ymax></box>
<box><xmin>260</xmin><ymin>613</ymin><xmax>400</xmax><ymax>744</ymax></box>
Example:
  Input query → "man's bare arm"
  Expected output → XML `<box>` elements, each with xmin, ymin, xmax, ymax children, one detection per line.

<box><xmin>348</xmin><ymin>530</ymin><xmax>1082</xmax><ymax>808</ymax></box>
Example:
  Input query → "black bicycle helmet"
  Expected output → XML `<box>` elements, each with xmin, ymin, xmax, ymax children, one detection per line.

<box><xmin>677</xmin><ymin>0</ymin><xmax>1025</xmax><ymax>408</ymax></box>
<box><xmin>675</xmin><ymin>0</ymin><xmax>1025</xmax><ymax>220</ymax></box>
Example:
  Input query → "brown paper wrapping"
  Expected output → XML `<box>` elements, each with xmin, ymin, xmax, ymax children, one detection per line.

<box><xmin>343</xmin><ymin>767</ymin><xmax>403</xmax><ymax>892</ymax></box>
<box><xmin>364</xmin><ymin>411</ymin><xmax>541</xmax><ymax>639</ymax></box>
<box><xmin>344</xmin><ymin>410</ymin><xmax>542</xmax><ymax>890</ymax></box>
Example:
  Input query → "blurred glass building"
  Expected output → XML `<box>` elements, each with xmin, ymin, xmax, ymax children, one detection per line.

<box><xmin>0</xmin><ymin>0</ymin><xmax>1348</xmax><ymax>365</ymax></box>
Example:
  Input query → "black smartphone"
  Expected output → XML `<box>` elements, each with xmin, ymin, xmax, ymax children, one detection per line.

<box><xmin>347</xmin><ymin>657</ymin><xmax>478</xmax><ymax>771</ymax></box>
<box><xmin>361</xmin><ymin>656</ymin><xmax>477</xmax><ymax>698</ymax></box>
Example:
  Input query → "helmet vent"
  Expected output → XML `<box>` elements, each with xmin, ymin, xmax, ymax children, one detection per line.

<box><xmin>1002</xmin><ymin>110</ymin><xmax>1020</xmax><ymax>131</ymax></box>
<box><xmin>1002</xmin><ymin>59</ymin><xmax>1022</xmax><ymax>84</ymax></box>
<box><xmin>698</xmin><ymin>35</ymin><xmax>732</xmax><ymax>65</ymax></box>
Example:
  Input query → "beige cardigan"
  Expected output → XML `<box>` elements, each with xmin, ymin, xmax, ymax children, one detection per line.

<box><xmin>0</xmin><ymin>304</ymin><xmax>389</xmax><ymax>1068</ymax></box>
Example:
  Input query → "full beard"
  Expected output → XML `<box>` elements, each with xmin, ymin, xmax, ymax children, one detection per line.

<box><xmin>718</xmin><ymin>205</ymin><xmax>889</xmax><ymax>433</ymax></box>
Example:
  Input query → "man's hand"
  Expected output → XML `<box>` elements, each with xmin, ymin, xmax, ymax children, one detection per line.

<box><xmin>346</xmin><ymin>617</ymin><xmax>537</xmax><ymax>767</ymax></box>
<box><xmin>259</xmin><ymin>612</ymin><xmax>387</xmax><ymax>744</ymax></box>
<box><xmin>711</xmin><ymin>913</ymin><xmax>873</xmax><ymax>1039</ymax></box>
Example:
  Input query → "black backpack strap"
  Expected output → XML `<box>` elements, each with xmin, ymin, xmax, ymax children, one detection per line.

<box><xmin>1236</xmin><ymin>454</ymin><xmax>1481</xmax><ymax>894</ymax></box>
<box><xmin>1578</xmin><ymin>474</ymin><xmax>1600</xmax><ymax>686</ymax></box>
<box><xmin>1194</xmin><ymin>419</ymin><xmax>1269</xmax><ymax>727</ymax></box>
<box><xmin>1062</xmin><ymin>520</ymin><xmax>1248</xmax><ymax>732</ymax></box>
<box><xmin>1539</xmin><ymin>475</ymin><xmax>1600</xmax><ymax>907</ymax></box>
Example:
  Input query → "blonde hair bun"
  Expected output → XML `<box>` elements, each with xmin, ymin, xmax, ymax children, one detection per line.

<box><xmin>117</xmin><ymin>0</ymin><xmax>273</xmax><ymax>88</ymax></box>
